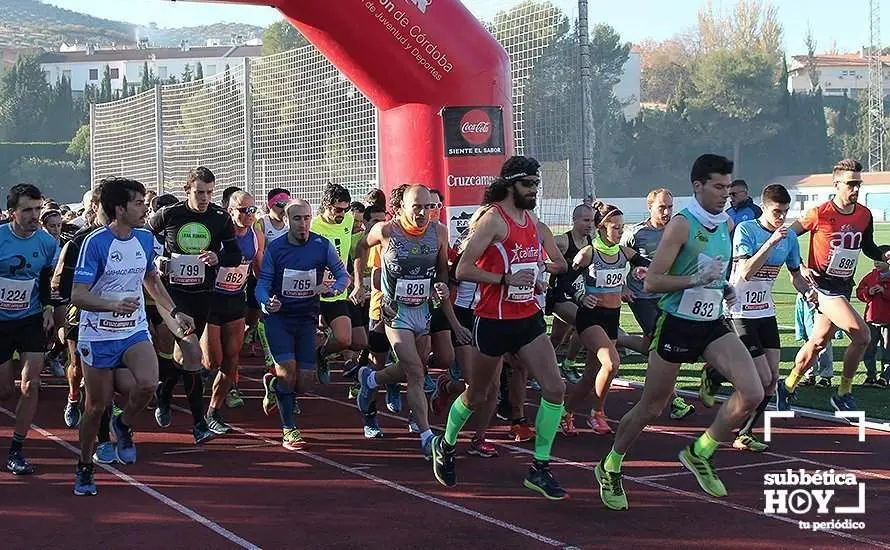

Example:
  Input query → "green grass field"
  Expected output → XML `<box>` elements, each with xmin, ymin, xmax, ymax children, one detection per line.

<box><xmin>561</xmin><ymin>225</ymin><xmax>890</xmax><ymax>421</ymax></box>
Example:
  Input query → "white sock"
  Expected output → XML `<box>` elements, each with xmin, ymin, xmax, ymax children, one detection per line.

<box><xmin>367</xmin><ymin>371</ymin><xmax>379</xmax><ymax>390</ymax></box>
<box><xmin>420</xmin><ymin>429</ymin><xmax>434</xmax><ymax>447</ymax></box>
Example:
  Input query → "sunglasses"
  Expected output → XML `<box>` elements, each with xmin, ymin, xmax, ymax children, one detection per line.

<box><xmin>236</xmin><ymin>206</ymin><xmax>258</xmax><ymax>215</ymax></box>
<box><xmin>329</xmin><ymin>205</ymin><xmax>350</xmax><ymax>214</ymax></box>
<box><xmin>273</xmin><ymin>201</ymin><xmax>288</xmax><ymax>209</ymax></box>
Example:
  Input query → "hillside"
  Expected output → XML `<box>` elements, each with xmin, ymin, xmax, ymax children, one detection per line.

<box><xmin>0</xmin><ymin>0</ymin><xmax>265</xmax><ymax>50</ymax></box>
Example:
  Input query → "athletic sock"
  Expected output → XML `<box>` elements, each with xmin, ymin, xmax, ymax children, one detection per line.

<box><xmin>692</xmin><ymin>431</ymin><xmax>720</xmax><ymax>459</ymax></box>
<box><xmin>739</xmin><ymin>395</ymin><xmax>772</xmax><ymax>436</ymax></box>
<box><xmin>603</xmin><ymin>448</ymin><xmax>624</xmax><ymax>473</ymax></box>
<box><xmin>257</xmin><ymin>320</ymin><xmax>273</xmax><ymax>366</ymax></box>
<box><xmin>182</xmin><ymin>372</ymin><xmax>205</xmax><ymax>426</ymax></box>
<box><xmin>98</xmin><ymin>406</ymin><xmax>112</xmax><ymax>443</ymax></box>
<box><xmin>275</xmin><ymin>383</ymin><xmax>296</xmax><ymax>430</ymax></box>
<box><xmin>367</xmin><ymin>371</ymin><xmax>378</xmax><ymax>390</ymax></box>
<box><xmin>838</xmin><ymin>376</ymin><xmax>854</xmax><ymax>396</ymax></box>
<box><xmin>533</xmin><ymin>398</ymin><xmax>564</xmax><ymax>462</ymax></box>
<box><xmin>785</xmin><ymin>370</ymin><xmax>802</xmax><ymax>392</ymax></box>
<box><xmin>9</xmin><ymin>432</ymin><xmax>25</xmax><ymax>454</ymax></box>
<box><xmin>420</xmin><ymin>429</ymin><xmax>434</xmax><ymax>448</ymax></box>
<box><xmin>443</xmin><ymin>397</ymin><xmax>473</xmax><ymax>446</ymax></box>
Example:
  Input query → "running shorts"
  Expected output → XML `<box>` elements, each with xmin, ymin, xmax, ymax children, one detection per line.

<box><xmin>0</xmin><ymin>314</ymin><xmax>45</xmax><ymax>364</ymax></box>
<box><xmin>628</xmin><ymin>297</ymin><xmax>660</xmax><ymax>338</ymax></box>
<box><xmin>473</xmin><ymin>311</ymin><xmax>546</xmax><ymax>358</ymax></box>
<box><xmin>77</xmin><ymin>330</ymin><xmax>152</xmax><ymax>369</ymax></box>
<box><xmin>348</xmin><ymin>301</ymin><xmax>369</xmax><ymax>329</ymax></box>
<box><xmin>650</xmin><ymin>311</ymin><xmax>733</xmax><ymax>364</ymax></box>
<box><xmin>264</xmin><ymin>314</ymin><xmax>318</xmax><ymax>369</ymax></box>
<box><xmin>731</xmin><ymin>316</ymin><xmax>780</xmax><ymax>359</ymax></box>
<box><xmin>382</xmin><ymin>299</ymin><xmax>432</xmax><ymax>336</ymax></box>
<box><xmin>430</xmin><ymin>306</ymin><xmax>450</xmax><ymax>334</ymax></box>
<box><xmin>168</xmin><ymin>289</ymin><xmax>211</xmax><ymax>338</ymax></box>
<box><xmin>451</xmin><ymin>306</ymin><xmax>474</xmax><ymax>348</ymax></box>
<box><xmin>208</xmin><ymin>292</ymin><xmax>247</xmax><ymax>326</ymax></box>
<box><xmin>320</xmin><ymin>299</ymin><xmax>349</xmax><ymax>325</ymax></box>
<box><xmin>576</xmin><ymin>305</ymin><xmax>621</xmax><ymax>340</ymax></box>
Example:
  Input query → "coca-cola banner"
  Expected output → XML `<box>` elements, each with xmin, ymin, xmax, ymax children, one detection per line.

<box><xmin>442</xmin><ymin>106</ymin><xmax>505</xmax><ymax>157</ymax></box>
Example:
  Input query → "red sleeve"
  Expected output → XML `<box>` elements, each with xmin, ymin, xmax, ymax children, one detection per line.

<box><xmin>856</xmin><ymin>270</ymin><xmax>878</xmax><ymax>303</ymax></box>
<box><xmin>799</xmin><ymin>206</ymin><xmax>819</xmax><ymax>232</ymax></box>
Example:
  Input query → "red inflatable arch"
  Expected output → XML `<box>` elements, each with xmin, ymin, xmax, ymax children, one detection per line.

<box><xmin>182</xmin><ymin>0</ymin><xmax>514</xmax><ymax>240</ymax></box>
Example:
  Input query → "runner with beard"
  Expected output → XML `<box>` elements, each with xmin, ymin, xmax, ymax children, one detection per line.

<box><xmin>431</xmin><ymin>156</ymin><xmax>569</xmax><ymax>500</ymax></box>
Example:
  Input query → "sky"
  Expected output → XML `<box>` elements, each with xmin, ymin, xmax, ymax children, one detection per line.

<box><xmin>48</xmin><ymin>0</ymin><xmax>887</xmax><ymax>57</ymax></box>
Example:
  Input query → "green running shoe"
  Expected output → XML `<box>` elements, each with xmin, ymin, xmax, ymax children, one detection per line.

<box><xmin>698</xmin><ymin>369</ymin><xmax>717</xmax><ymax>408</ymax></box>
<box><xmin>262</xmin><ymin>373</ymin><xmax>278</xmax><ymax>415</ymax></box>
<box><xmin>670</xmin><ymin>396</ymin><xmax>695</xmax><ymax>419</ymax></box>
<box><xmin>678</xmin><ymin>445</ymin><xmax>727</xmax><ymax>497</ymax></box>
<box><xmin>733</xmin><ymin>434</ymin><xmax>768</xmax><ymax>453</ymax></box>
<box><xmin>594</xmin><ymin>460</ymin><xmax>628</xmax><ymax>511</ymax></box>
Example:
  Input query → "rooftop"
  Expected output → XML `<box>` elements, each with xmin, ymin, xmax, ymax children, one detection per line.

<box><xmin>39</xmin><ymin>44</ymin><xmax>263</xmax><ymax>64</ymax></box>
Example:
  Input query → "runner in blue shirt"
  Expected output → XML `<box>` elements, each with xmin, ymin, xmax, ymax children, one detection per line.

<box><xmin>71</xmin><ymin>177</ymin><xmax>195</xmax><ymax>495</ymax></box>
<box><xmin>255</xmin><ymin>198</ymin><xmax>350</xmax><ymax>450</ymax></box>
<box><xmin>0</xmin><ymin>184</ymin><xmax>58</xmax><ymax>476</ymax></box>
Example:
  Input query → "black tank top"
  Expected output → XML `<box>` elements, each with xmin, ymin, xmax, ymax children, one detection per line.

<box><xmin>549</xmin><ymin>230</ymin><xmax>591</xmax><ymax>296</ymax></box>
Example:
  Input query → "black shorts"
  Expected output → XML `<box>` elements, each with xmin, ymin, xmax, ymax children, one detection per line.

<box><xmin>320</xmin><ymin>299</ymin><xmax>349</xmax><ymax>325</ymax></box>
<box><xmin>629</xmin><ymin>298</ymin><xmax>660</xmax><ymax>338</ymax></box>
<box><xmin>544</xmin><ymin>287</ymin><xmax>575</xmax><ymax>316</ymax></box>
<box><xmin>66</xmin><ymin>303</ymin><xmax>80</xmax><ymax>342</ymax></box>
<box><xmin>731</xmin><ymin>316</ymin><xmax>780</xmax><ymax>359</ymax></box>
<box><xmin>452</xmin><ymin>306</ymin><xmax>474</xmax><ymax>347</ymax></box>
<box><xmin>208</xmin><ymin>293</ymin><xmax>247</xmax><ymax>326</ymax></box>
<box><xmin>348</xmin><ymin>301</ymin><xmax>369</xmax><ymax>329</ymax></box>
<box><xmin>473</xmin><ymin>311</ymin><xmax>547</xmax><ymax>357</ymax></box>
<box><xmin>145</xmin><ymin>304</ymin><xmax>164</xmax><ymax>327</ymax></box>
<box><xmin>169</xmin><ymin>289</ymin><xmax>211</xmax><ymax>337</ymax></box>
<box><xmin>246</xmin><ymin>274</ymin><xmax>260</xmax><ymax>310</ymax></box>
<box><xmin>368</xmin><ymin>325</ymin><xmax>391</xmax><ymax>354</ymax></box>
<box><xmin>651</xmin><ymin>312</ymin><xmax>733</xmax><ymax>364</ymax></box>
<box><xmin>576</xmin><ymin>306</ymin><xmax>620</xmax><ymax>340</ymax></box>
<box><xmin>430</xmin><ymin>306</ymin><xmax>450</xmax><ymax>334</ymax></box>
<box><xmin>0</xmin><ymin>314</ymin><xmax>45</xmax><ymax>364</ymax></box>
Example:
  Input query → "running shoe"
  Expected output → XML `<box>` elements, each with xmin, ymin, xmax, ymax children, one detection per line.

<box><xmin>225</xmin><ymin>387</ymin><xmax>244</xmax><ymax>409</ymax></box>
<box><xmin>385</xmin><ymin>383</ymin><xmax>402</xmax><ymax>413</ymax></box>
<box><xmin>356</xmin><ymin>366</ymin><xmax>377</xmax><ymax>414</ymax></box>
<box><xmin>816</xmin><ymin>377</ymin><xmax>833</xmax><ymax>388</ymax></box>
<box><xmin>559</xmin><ymin>362</ymin><xmax>580</xmax><ymax>384</ymax></box>
<box><xmin>111</xmin><ymin>415</ymin><xmax>136</xmax><ymax>464</ymax></box>
<box><xmin>588</xmin><ymin>410</ymin><xmax>612</xmax><ymax>435</ymax></box>
<box><xmin>282</xmin><ymin>427</ymin><xmax>306</xmax><ymax>450</ymax></box>
<box><xmin>733</xmin><ymin>434</ymin><xmax>769</xmax><ymax>452</ymax></box>
<box><xmin>509</xmin><ymin>419</ymin><xmax>535</xmax><ymax>442</ymax></box>
<box><xmin>830</xmin><ymin>392</ymin><xmax>858</xmax><ymax>413</ymax></box>
<box><xmin>861</xmin><ymin>377</ymin><xmax>881</xmax><ymax>388</ymax></box>
<box><xmin>73</xmin><ymin>463</ymin><xmax>97</xmax><ymax>496</ymax></box>
<box><xmin>93</xmin><ymin>442</ymin><xmax>117</xmax><ymax>464</ymax></box>
<box><xmin>342</xmin><ymin>359</ymin><xmax>361</xmax><ymax>379</ymax></box>
<box><xmin>775</xmin><ymin>378</ymin><xmax>795</xmax><ymax>412</ymax></box>
<box><xmin>6</xmin><ymin>451</ymin><xmax>34</xmax><ymax>475</ymax></box>
<box><xmin>594</xmin><ymin>460</ymin><xmax>628</xmax><ymax>510</ymax></box>
<box><xmin>678</xmin><ymin>445</ymin><xmax>727</xmax><ymax>497</ymax></box>
<box><xmin>49</xmin><ymin>357</ymin><xmax>66</xmax><ymax>377</ymax></box>
<box><xmin>431</xmin><ymin>435</ymin><xmax>456</xmax><ymax>487</ymax></box>
<box><xmin>315</xmin><ymin>345</ymin><xmax>330</xmax><ymax>385</ymax></box>
<box><xmin>430</xmin><ymin>374</ymin><xmax>452</xmax><ymax>416</ymax></box>
<box><xmin>422</xmin><ymin>436</ymin><xmax>433</xmax><ymax>460</ymax></box>
<box><xmin>154</xmin><ymin>384</ymin><xmax>172</xmax><ymax>428</ymax></box>
<box><xmin>698</xmin><ymin>368</ymin><xmax>718</xmax><ymax>408</ymax></box>
<box><xmin>363</xmin><ymin>414</ymin><xmax>384</xmax><ymax>439</ymax></box>
<box><xmin>879</xmin><ymin>377</ymin><xmax>889</xmax><ymax>388</ymax></box>
<box><xmin>523</xmin><ymin>459</ymin><xmax>567</xmax><ymax>500</ymax></box>
<box><xmin>423</xmin><ymin>373</ymin><xmax>436</xmax><ymax>395</ymax></box>
<box><xmin>467</xmin><ymin>436</ymin><xmax>498</xmax><ymax>458</ymax></box>
<box><xmin>193</xmin><ymin>421</ymin><xmax>216</xmax><ymax>445</ymax></box>
<box><xmin>496</xmin><ymin>399</ymin><xmax>512</xmax><ymax>422</ymax></box>
<box><xmin>262</xmin><ymin>372</ymin><xmax>278</xmax><ymax>415</ymax></box>
<box><xmin>559</xmin><ymin>413</ymin><xmax>578</xmax><ymax>436</ymax></box>
<box><xmin>205</xmin><ymin>412</ymin><xmax>232</xmax><ymax>435</ymax></box>
<box><xmin>64</xmin><ymin>399</ymin><xmax>81</xmax><ymax>428</ymax></box>
<box><xmin>407</xmin><ymin>411</ymin><xmax>420</xmax><ymax>433</ymax></box>
<box><xmin>670</xmin><ymin>396</ymin><xmax>695</xmax><ymax>419</ymax></box>
<box><xmin>347</xmin><ymin>383</ymin><xmax>360</xmax><ymax>400</ymax></box>
<box><xmin>527</xmin><ymin>379</ymin><xmax>541</xmax><ymax>391</ymax></box>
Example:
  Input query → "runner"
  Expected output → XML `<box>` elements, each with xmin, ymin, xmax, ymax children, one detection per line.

<box><xmin>621</xmin><ymin>189</ymin><xmax>695</xmax><ymax>420</ymax></box>
<box><xmin>201</xmin><ymin>190</ymin><xmax>263</xmax><ymax>434</ymax></box>
<box><xmin>256</xmin><ymin>198</ymin><xmax>350</xmax><ymax>450</ymax></box>
<box><xmin>778</xmin><ymin>159</ymin><xmax>890</xmax><ymax>412</ymax></box>
<box><xmin>0</xmin><ymin>184</ymin><xmax>58</xmax><ymax>475</ymax></box>
<box><xmin>594</xmin><ymin>154</ymin><xmax>765</xmax><ymax>511</ymax></box>
<box><xmin>726</xmin><ymin>184</ymin><xmax>812</xmax><ymax>452</ymax></box>
<box><xmin>311</xmin><ymin>183</ymin><xmax>360</xmax><ymax>384</ymax></box>
<box><xmin>71</xmin><ymin>177</ymin><xmax>195</xmax><ymax>495</ymax></box>
<box><xmin>352</xmin><ymin>184</ymin><xmax>467</xmax><ymax>456</ymax></box>
<box><xmin>431</xmin><ymin>156</ymin><xmax>569</xmax><ymax>500</ymax></box>
<box><xmin>149</xmin><ymin>166</ymin><xmax>243</xmax><ymax>443</ymax></box>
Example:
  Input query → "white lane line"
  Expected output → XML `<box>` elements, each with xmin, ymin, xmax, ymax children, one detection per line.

<box><xmin>0</xmin><ymin>406</ymin><xmax>260</xmax><ymax>550</ymax></box>
<box><xmin>302</xmin><ymin>392</ymin><xmax>890</xmax><ymax>549</ymax></box>
<box><xmin>634</xmin><ymin>458</ymin><xmax>797</xmax><ymax>481</ymax></box>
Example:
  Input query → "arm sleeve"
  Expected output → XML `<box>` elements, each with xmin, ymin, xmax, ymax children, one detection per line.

<box><xmin>217</xmin><ymin>217</ymin><xmax>243</xmax><ymax>267</ymax></box>
<box><xmin>326</xmin><ymin>242</ymin><xmax>351</xmax><ymax>294</ymax></box>
<box><xmin>38</xmin><ymin>267</ymin><xmax>53</xmax><ymax>305</ymax></box>
<box><xmin>860</xmin><ymin>218</ymin><xmax>886</xmax><ymax>262</ymax></box>
<box><xmin>255</xmin><ymin>245</ymin><xmax>274</xmax><ymax>310</ymax></box>
<box><xmin>786</xmin><ymin>234</ymin><xmax>801</xmax><ymax>272</ymax></box>
<box><xmin>629</xmin><ymin>252</ymin><xmax>650</xmax><ymax>267</ymax></box>
<box><xmin>73</xmin><ymin>236</ymin><xmax>100</xmax><ymax>286</ymax></box>
<box><xmin>147</xmin><ymin>208</ymin><xmax>165</xmax><ymax>237</ymax></box>
<box><xmin>620</xmin><ymin>227</ymin><xmax>635</xmax><ymax>249</ymax></box>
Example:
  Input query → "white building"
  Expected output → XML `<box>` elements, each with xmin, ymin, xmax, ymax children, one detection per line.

<box><xmin>39</xmin><ymin>44</ymin><xmax>264</xmax><ymax>94</ymax></box>
<box><xmin>788</xmin><ymin>49</ymin><xmax>890</xmax><ymax>98</ymax></box>
<box><xmin>767</xmin><ymin>172</ymin><xmax>890</xmax><ymax>221</ymax></box>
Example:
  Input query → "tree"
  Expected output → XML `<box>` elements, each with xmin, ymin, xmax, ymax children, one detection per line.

<box><xmin>0</xmin><ymin>55</ymin><xmax>51</xmax><ymax>141</ymax></box>
<box><xmin>262</xmin><ymin>20</ymin><xmax>308</xmax><ymax>55</ymax></box>
<box><xmin>99</xmin><ymin>64</ymin><xmax>112</xmax><ymax>103</ymax></box>
<box><xmin>804</xmin><ymin>24</ymin><xmax>820</xmax><ymax>91</ymax></box>
<box><xmin>637</xmin><ymin>37</ymin><xmax>694</xmax><ymax>105</ymax></box>
<box><xmin>67</xmin><ymin>124</ymin><xmax>90</xmax><ymax>161</ymax></box>
<box><xmin>182</xmin><ymin>63</ymin><xmax>193</xmax><ymax>83</ymax></box>
<box><xmin>196</xmin><ymin>62</ymin><xmax>204</xmax><ymax>81</ymax></box>
<box><xmin>695</xmin><ymin>0</ymin><xmax>782</xmax><ymax>59</ymax></box>
<box><xmin>140</xmin><ymin>61</ymin><xmax>153</xmax><ymax>92</ymax></box>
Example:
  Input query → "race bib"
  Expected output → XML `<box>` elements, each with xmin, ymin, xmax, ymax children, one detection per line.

<box><xmin>169</xmin><ymin>253</ymin><xmax>205</xmax><ymax>285</ymax></box>
<box><xmin>677</xmin><ymin>287</ymin><xmax>722</xmax><ymax>320</ymax></box>
<box><xmin>739</xmin><ymin>280</ymin><xmax>773</xmax><ymax>314</ymax></box>
<box><xmin>826</xmin><ymin>247</ymin><xmax>858</xmax><ymax>278</ymax></box>
<box><xmin>97</xmin><ymin>292</ymin><xmax>140</xmax><ymax>332</ymax></box>
<box><xmin>593</xmin><ymin>267</ymin><xmax>625</xmax><ymax>288</ymax></box>
<box><xmin>507</xmin><ymin>262</ymin><xmax>539</xmax><ymax>302</ymax></box>
<box><xmin>215</xmin><ymin>263</ymin><xmax>249</xmax><ymax>293</ymax></box>
<box><xmin>0</xmin><ymin>277</ymin><xmax>33</xmax><ymax>311</ymax></box>
<box><xmin>282</xmin><ymin>268</ymin><xmax>315</xmax><ymax>298</ymax></box>
<box><xmin>322</xmin><ymin>268</ymin><xmax>336</xmax><ymax>285</ymax></box>
<box><xmin>395</xmin><ymin>278</ymin><xmax>431</xmax><ymax>305</ymax></box>
<box><xmin>571</xmin><ymin>274</ymin><xmax>585</xmax><ymax>299</ymax></box>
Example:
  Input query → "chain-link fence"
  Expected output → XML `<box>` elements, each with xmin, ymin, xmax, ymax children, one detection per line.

<box><xmin>91</xmin><ymin>0</ymin><xmax>596</xmax><ymax>223</ymax></box>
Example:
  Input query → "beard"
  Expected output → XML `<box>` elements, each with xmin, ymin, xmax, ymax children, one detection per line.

<box><xmin>513</xmin><ymin>191</ymin><xmax>536</xmax><ymax>211</ymax></box>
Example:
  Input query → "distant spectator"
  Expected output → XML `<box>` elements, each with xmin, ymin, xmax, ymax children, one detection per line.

<box><xmin>856</xmin><ymin>259</ymin><xmax>890</xmax><ymax>387</ymax></box>
<box><xmin>726</xmin><ymin>179</ymin><xmax>763</xmax><ymax>224</ymax></box>
<box><xmin>794</xmin><ymin>293</ymin><xmax>835</xmax><ymax>387</ymax></box>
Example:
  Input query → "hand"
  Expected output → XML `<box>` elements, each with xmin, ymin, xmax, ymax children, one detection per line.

<box><xmin>581</xmin><ymin>293</ymin><xmax>599</xmax><ymax>309</ymax></box>
<box><xmin>767</xmin><ymin>225</ymin><xmax>788</xmax><ymax>246</ymax></box>
<box><xmin>433</xmin><ymin>282</ymin><xmax>450</xmax><ymax>302</ymax></box>
<box><xmin>534</xmin><ymin>280</ymin><xmax>547</xmax><ymax>295</ymax></box>
<box><xmin>691</xmin><ymin>258</ymin><xmax>725</xmax><ymax>287</ymax></box>
<box><xmin>506</xmin><ymin>269</ymin><xmax>535</xmax><ymax>288</ymax></box>
<box><xmin>452</xmin><ymin>323</ymin><xmax>472</xmax><ymax>346</ymax></box>
<box><xmin>173</xmin><ymin>311</ymin><xmax>196</xmax><ymax>337</ymax></box>
<box><xmin>804</xmin><ymin>287</ymin><xmax>819</xmax><ymax>306</ymax></box>
<box><xmin>42</xmin><ymin>308</ymin><xmax>54</xmax><ymax>334</ymax></box>
<box><xmin>349</xmin><ymin>285</ymin><xmax>367</xmax><ymax>305</ymax></box>
<box><xmin>199</xmin><ymin>251</ymin><xmax>219</xmax><ymax>267</ymax></box>
<box><xmin>113</xmin><ymin>297</ymin><xmax>140</xmax><ymax>315</ymax></box>
<box><xmin>869</xmin><ymin>284</ymin><xmax>883</xmax><ymax>296</ymax></box>
<box><xmin>632</xmin><ymin>266</ymin><xmax>648</xmax><ymax>280</ymax></box>
<box><xmin>621</xmin><ymin>286</ymin><xmax>635</xmax><ymax>304</ymax></box>
<box><xmin>723</xmin><ymin>284</ymin><xmax>737</xmax><ymax>307</ymax></box>
<box><xmin>266</xmin><ymin>294</ymin><xmax>281</xmax><ymax>314</ymax></box>
<box><xmin>800</xmin><ymin>265</ymin><xmax>818</xmax><ymax>287</ymax></box>
<box><xmin>314</xmin><ymin>284</ymin><xmax>334</xmax><ymax>297</ymax></box>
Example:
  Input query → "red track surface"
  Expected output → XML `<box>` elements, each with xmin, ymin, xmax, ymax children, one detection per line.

<box><xmin>2</xmin><ymin>360</ymin><xmax>889</xmax><ymax>550</ymax></box>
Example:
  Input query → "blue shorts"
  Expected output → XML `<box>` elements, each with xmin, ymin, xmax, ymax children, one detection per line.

<box><xmin>382</xmin><ymin>299</ymin><xmax>431</xmax><ymax>336</ymax></box>
<box><xmin>77</xmin><ymin>330</ymin><xmax>152</xmax><ymax>369</ymax></box>
<box><xmin>265</xmin><ymin>314</ymin><xmax>317</xmax><ymax>369</ymax></box>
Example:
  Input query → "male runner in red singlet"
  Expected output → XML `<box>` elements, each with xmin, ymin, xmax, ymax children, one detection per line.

<box><xmin>779</xmin><ymin>159</ymin><xmax>890</xmax><ymax>412</ymax></box>
<box><xmin>431</xmin><ymin>156</ymin><xmax>568</xmax><ymax>500</ymax></box>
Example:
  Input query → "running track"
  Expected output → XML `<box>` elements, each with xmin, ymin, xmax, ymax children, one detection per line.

<box><xmin>2</xmin><ymin>360</ymin><xmax>888</xmax><ymax>549</ymax></box>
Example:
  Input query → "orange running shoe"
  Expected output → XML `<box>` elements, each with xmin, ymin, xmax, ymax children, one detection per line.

<box><xmin>509</xmin><ymin>418</ymin><xmax>535</xmax><ymax>442</ymax></box>
<box><xmin>559</xmin><ymin>413</ymin><xmax>578</xmax><ymax>436</ymax></box>
<box><xmin>587</xmin><ymin>410</ymin><xmax>612</xmax><ymax>435</ymax></box>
